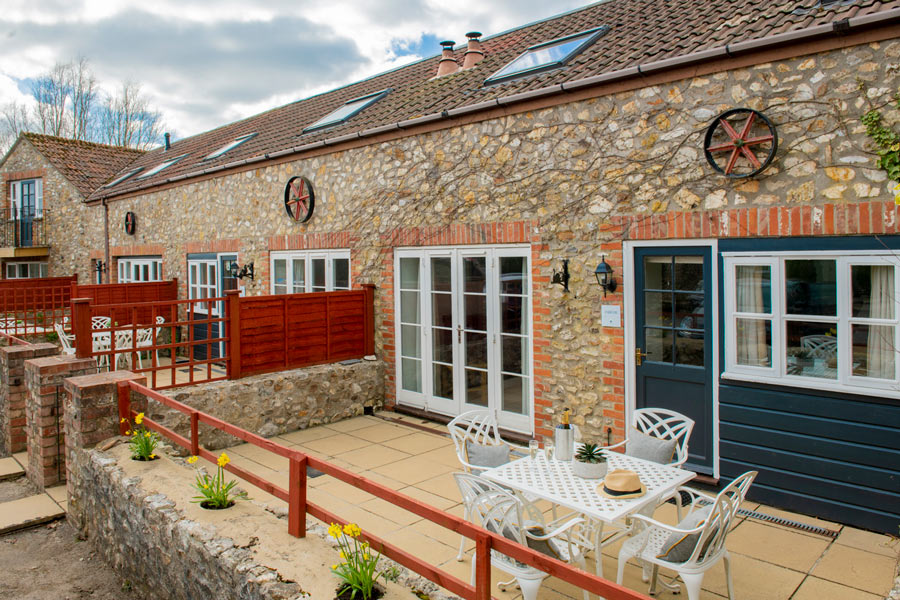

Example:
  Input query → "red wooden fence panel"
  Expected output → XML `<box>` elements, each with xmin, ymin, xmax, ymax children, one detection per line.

<box><xmin>0</xmin><ymin>275</ymin><xmax>76</xmax><ymax>335</ymax></box>
<box><xmin>231</xmin><ymin>287</ymin><xmax>374</xmax><ymax>379</ymax></box>
<box><xmin>72</xmin><ymin>279</ymin><xmax>178</xmax><ymax>325</ymax></box>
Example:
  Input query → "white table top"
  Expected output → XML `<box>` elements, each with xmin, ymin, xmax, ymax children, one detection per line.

<box><xmin>481</xmin><ymin>451</ymin><xmax>695</xmax><ymax>524</ymax></box>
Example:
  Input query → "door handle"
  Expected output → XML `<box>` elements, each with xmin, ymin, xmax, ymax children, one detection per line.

<box><xmin>635</xmin><ymin>347</ymin><xmax>648</xmax><ymax>366</ymax></box>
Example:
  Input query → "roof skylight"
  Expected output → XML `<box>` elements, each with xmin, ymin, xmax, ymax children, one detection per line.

<box><xmin>104</xmin><ymin>167</ymin><xmax>143</xmax><ymax>188</ymax></box>
<box><xmin>136</xmin><ymin>154</ymin><xmax>189</xmax><ymax>180</ymax></box>
<box><xmin>485</xmin><ymin>26</ymin><xmax>610</xmax><ymax>85</ymax></box>
<box><xmin>204</xmin><ymin>133</ymin><xmax>258</xmax><ymax>161</ymax></box>
<box><xmin>303</xmin><ymin>89</ymin><xmax>391</xmax><ymax>133</ymax></box>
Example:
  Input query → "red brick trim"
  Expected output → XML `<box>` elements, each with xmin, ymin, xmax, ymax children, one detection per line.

<box><xmin>268</xmin><ymin>231</ymin><xmax>354</xmax><ymax>251</ymax></box>
<box><xmin>109</xmin><ymin>244</ymin><xmax>167</xmax><ymax>257</ymax></box>
<box><xmin>184</xmin><ymin>239</ymin><xmax>241</xmax><ymax>254</ymax></box>
<box><xmin>2</xmin><ymin>169</ymin><xmax>46</xmax><ymax>182</ymax></box>
<box><xmin>617</xmin><ymin>202</ymin><xmax>900</xmax><ymax>240</ymax></box>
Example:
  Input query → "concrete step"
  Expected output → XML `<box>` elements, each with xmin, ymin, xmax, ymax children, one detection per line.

<box><xmin>0</xmin><ymin>456</ymin><xmax>25</xmax><ymax>482</ymax></box>
<box><xmin>0</xmin><ymin>493</ymin><xmax>65</xmax><ymax>535</ymax></box>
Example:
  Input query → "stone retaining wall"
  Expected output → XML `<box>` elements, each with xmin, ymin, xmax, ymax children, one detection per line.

<box><xmin>160</xmin><ymin>359</ymin><xmax>384</xmax><ymax>450</ymax></box>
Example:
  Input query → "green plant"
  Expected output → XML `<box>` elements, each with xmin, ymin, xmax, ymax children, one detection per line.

<box><xmin>121</xmin><ymin>413</ymin><xmax>159</xmax><ymax>461</ymax></box>
<box><xmin>329</xmin><ymin>522</ymin><xmax>393</xmax><ymax>600</ymax></box>
<box><xmin>189</xmin><ymin>452</ymin><xmax>246</xmax><ymax>509</ymax></box>
<box><xmin>574</xmin><ymin>443</ymin><xmax>606</xmax><ymax>464</ymax></box>
<box><xmin>859</xmin><ymin>82</ymin><xmax>900</xmax><ymax>194</ymax></box>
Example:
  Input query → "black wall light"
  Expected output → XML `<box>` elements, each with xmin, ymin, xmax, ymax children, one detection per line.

<box><xmin>228</xmin><ymin>262</ymin><xmax>254</xmax><ymax>280</ymax></box>
<box><xmin>551</xmin><ymin>259</ymin><xmax>570</xmax><ymax>292</ymax></box>
<box><xmin>594</xmin><ymin>256</ymin><xmax>617</xmax><ymax>297</ymax></box>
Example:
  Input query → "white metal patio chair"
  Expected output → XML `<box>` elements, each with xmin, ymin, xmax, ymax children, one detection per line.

<box><xmin>133</xmin><ymin>317</ymin><xmax>165</xmax><ymax>368</ymax></box>
<box><xmin>53</xmin><ymin>322</ymin><xmax>75</xmax><ymax>355</ymax></box>
<box><xmin>91</xmin><ymin>316</ymin><xmax>111</xmax><ymax>330</ymax></box>
<box><xmin>606</xmin><ymin>408</ymin><xmax>695</xmax><ymax>469</ymax></box>
<box><xmin>616</xmin><ymin>471</ymin><xmax>757</xmax><ymax>600</ymax></box>
<box><xmin>454</xmin><ymin>472</ymin><xmax>590</xmax><ymax>600</ymax></box>
<box><xmin>800</xmin><ymin>335</ymin><xmax>837</xmax><ymax>359</ymax></box>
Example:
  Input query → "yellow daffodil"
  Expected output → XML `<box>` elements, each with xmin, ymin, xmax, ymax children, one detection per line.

<box><xmin>119</xmin><ymin>418</ymin><xmax>126</xmax><ymax>424</ymax></box>
<box><xmin>134</xmin><ymin>413</ymin><xmax>144</xmax><ymax>425</ymax></box>
<box><xmin>150</xmin><ymin>454</ymin><xmax>156</xmax><ymax>459</ymax></box>
<box><xmin>363</xmin><ymin>553</ymin><xmax>371</xmax><ymax>561</ymax></box>
<box><xmin>343</xmin><ymin>523</ymin><xmax>361</xmax><ymax>538</ymax></box>
<box><xmin>187</xmin><ymin>456</ymin><xmax>199</xmax><ymax>464</ymax></box>
<box><xmin>125</xmin><ymin>430</ymin><xmax>131</xmax><ymax>435</ymax></box>
<box><xmin>217</xmin><ymin>453</ymin><xmax>230</xmax><ymax>468</ymax></box>
<box><xmin>328</xmin><ymin>523</ymin><xmax>343</xmax><ymax>539</ymax></box>
<box><xmin>144</xmin><ymin>432</ymin><xmax>151</xmax><ymax>438</ymax></box>
<box><xmin>339</xmin><ymin>551</ymin><xmax>346</xmax><ymax>560</ymax></box>
<box><xmin>331</xmin><ymin>564</ymin><xmax>338</xmax><ymax>570</ymax></box>
<box><xmin>202</xmin><ymin>483</ymin><xmax>209</xmax><ymax>489</ymax></box>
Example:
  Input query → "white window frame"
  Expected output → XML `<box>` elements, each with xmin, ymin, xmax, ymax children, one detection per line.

<box><xmin>723</xmin><ymin>251</ymin><xmax>900</xmax><ymax>398</ymax></box>
<box><xmin>8</xmin><ymin>178</ymin><xmax>43</xmax><ymax>218</ymax></box>
<box><xmin>117</xmin><ymin>256</ymin><xmax>163</xmax><ymax>283</ymax></box>
<box><xmin>6</xmin><ymin>262</ymin><xmax>47</xmax><ymax>279</ymax></box>
<box><xmin>269</xmin><ymin>250</ymin><xmax>351</xmax><ymax>294</ymax></box>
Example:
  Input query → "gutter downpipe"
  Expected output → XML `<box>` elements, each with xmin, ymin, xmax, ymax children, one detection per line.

<box><xmin>90</xmin><ymin>8</ymin><xmax>900</xmax><ymax>204</ymax></box>
<box><xmin>103</xmin><ymin>199</ymin><xmax>110</xmax><ymax>284</ymax></box>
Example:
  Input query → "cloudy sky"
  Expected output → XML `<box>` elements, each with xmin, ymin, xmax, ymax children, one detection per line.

<box><xmin>0</xmin><ymin>0</ymin><xmax>588</xmax><ymax>139</ymax></box>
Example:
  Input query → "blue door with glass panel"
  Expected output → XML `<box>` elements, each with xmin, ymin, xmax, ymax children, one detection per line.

<box><xmin>19</xmin><ymin>181</ymin><xmax>34</xmax><ymax>247</ymax></box>
<box><xmin>634</xmin><ymin>247</ymin><xmax>713</xmax><ymax>474</ymax></box>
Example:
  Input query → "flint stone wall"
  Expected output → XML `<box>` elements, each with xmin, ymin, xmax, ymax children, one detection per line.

<box><xmin>158</xmin><ymin>359</ymin><xmax>384</xmax><ymax>450</ymax></box>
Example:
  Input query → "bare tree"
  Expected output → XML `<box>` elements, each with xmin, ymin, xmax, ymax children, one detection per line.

<box><xmin>0</xmin><ymin>101</ymin><xmax>33</xmax><ymax>154</ymax></box>
<box><xmin>98</xmin><ymin>80</ymin><xmax>164</xmax><ymax>149</ymax></box>
<box><xmin>69</xmin><ymin>57</ymin><xmax>97</xmax><ymax>141</ymax></box>
<box><xmin>31</xmin><ymin>62</ymin><xmax>70</xmax><ymax>137</ymax></box>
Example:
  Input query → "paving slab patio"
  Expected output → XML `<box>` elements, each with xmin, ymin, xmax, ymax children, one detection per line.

<box><xmin>222</xmin><ymin>412</ymin><xmax>899</xmax><ymax>600</ymax></box>
<box><xmin>0</xmin><ymin>456</ymin><xmax>24</xmax><ymax>481</ymax></box>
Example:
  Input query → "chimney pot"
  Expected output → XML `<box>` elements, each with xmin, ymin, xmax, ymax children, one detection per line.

<box><xmin>463</xmin><ymin>31</ymin><xmax>484</xmax><ymax>69</ymax></box>
<box><xmin>436</xmin><ymin>40</ymin><xmax>460</xmax><ymax>77</ymax></box>
<box><xmin>164</xmin><ymin>132</ymin><xmax>171</xmax><ymax>151</ymax></box>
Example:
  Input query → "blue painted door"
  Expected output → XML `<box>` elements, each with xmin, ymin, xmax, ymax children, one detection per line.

<box><xmin>634</xmin><ymin>247</ymin><xmax>713</xmax><ymax>474</ymax></box>
<box><xmin>19</xmin><ymin>181</ymin><xmax>34</xmax><ymax>247</ymax></box>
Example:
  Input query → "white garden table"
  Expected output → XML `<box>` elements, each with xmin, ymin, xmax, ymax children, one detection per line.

<box><xmin>481</xmin><ymin>451</ymin><xmax>695</xmax><ymax>585</ymax></box>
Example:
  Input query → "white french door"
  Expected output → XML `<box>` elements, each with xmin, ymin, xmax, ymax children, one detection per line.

<box><xmin>395</xmin><ymin>246</ymin><xmax>532</xmax><ymax>433</ymax></box>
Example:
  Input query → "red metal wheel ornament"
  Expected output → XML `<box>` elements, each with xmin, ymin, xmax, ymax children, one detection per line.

<box><xmin>124</xmin><ymin>211</ymin><xmax>136</xmax><ymax>235</ymax></box>
<box><xmin>703</xmin><ymin>108</ymin><xmax>778</xmax><ymax>178</ymax></box>
<box><xmin>284</xmin><ymin>176</ymin><xmax>315</xmax><ymax>223</ymax></box>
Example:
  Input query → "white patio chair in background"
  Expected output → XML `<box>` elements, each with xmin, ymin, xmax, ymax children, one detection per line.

<box><xmin>53</xmin><ymin>322</ymin><xmax>75</xmax><ymax>355</ymax></box>
<box><xmin>454</xmin><ymin>472</ymin><xmax>590</xmax><ymax>600</ymax></box>
<box><xmin>91</xmin><ymin>316</ymin><xmax>111</xmax><ymax>330</ymax></box>
<box><xmin>616</xmin><ymin>471</ymin><xmax>757</xmax><ymax>600</ymax></box>
<box><xmin>800</xmin><ymin>334</ymin><xmax>838</xmax><ymax>359</ymax></box>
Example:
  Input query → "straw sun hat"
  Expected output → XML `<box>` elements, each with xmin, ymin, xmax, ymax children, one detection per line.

<box><xmin>596</xmin><ymin>469</ymin><xmax>646</xmax><ymax>499</ymax></box>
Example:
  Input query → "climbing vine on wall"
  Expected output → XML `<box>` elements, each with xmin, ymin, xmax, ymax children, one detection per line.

<box><xmin>859</xmin><ymin>81</ymin><xmax>900</xmax><ymax>202</ymax></box>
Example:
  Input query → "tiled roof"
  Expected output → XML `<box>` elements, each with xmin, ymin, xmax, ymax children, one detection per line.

<box><xmin>91</xmin><ymin>0</ymin><xmax>900</xmax><ymax>200</ymax></box>
<box><xmin>22</xmin><ymin>133</ymin><xmax>145</xmax><ymax>198</ymax></box>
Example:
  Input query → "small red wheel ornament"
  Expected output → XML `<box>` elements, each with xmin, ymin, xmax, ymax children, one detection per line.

<box><xmin>284</xmin><ymin>176</ymin><xmax>315</xmax><ymax>223</ymax></box>
<box><xmin>703</xmin><ymin>108</ymin><xmax>778</xmax><ymax>178</ymax></box>
<box><xmin>124</xmin><ymin>211</ymin><xmax>136</xmax><ymax>235</ymax></box>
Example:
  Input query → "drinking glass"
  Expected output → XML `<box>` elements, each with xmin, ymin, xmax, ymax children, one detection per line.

<box><xmin>528</xmin><ymin>439</ymin><xmax>539</xmax><ymax>459</ymax></box>
<box><xmin>544</xmin><ymin>439</ymin><xmax>555</xmax><ymax>461</ymax></box>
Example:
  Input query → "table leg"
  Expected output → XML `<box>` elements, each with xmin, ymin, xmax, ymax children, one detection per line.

<box><xmin>594</xmin><ymin>520</ymin><xmax>604</xmax><ymax>578</ymax></box>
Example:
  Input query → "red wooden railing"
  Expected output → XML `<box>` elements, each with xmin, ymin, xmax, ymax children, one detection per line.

<box><xmin>73</xmin><ymin>295</ymin><xmax>228</xmax><ymax>390</ymax></box>
<box><xmin>227</xmin><ymin>285</ymin><xmax>375</xmax><ymax>379</ymax></box>
<box><xmin>0</xmin><ymin>275</ymin><xmax>76</xmax><ymax>336</ymax></box>
<box><xmin>117</xmin><ymin>380</ymin><xmax>650</xmax><ymax>600</ymax></box>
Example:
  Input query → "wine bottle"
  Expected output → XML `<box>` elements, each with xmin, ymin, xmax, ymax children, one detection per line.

<box><xmin>560</xmin><ymin>408</ymin><xmax>571</xmax><ymax>430</ymax></box>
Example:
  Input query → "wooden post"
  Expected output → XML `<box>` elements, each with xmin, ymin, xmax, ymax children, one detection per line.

<box><xmin>474</xmin><ymin>533</ymin><xmax>491</xmax><ymax>600</ymax></box>
<box><xmin>362</xmin><ymin>284</ymin><xmax>375</xmax><ymax>356</ymax></box>
<box><xmin>225</xmin><ymin>290</ymin><xmax>241</xmax><ymax>379</ymax></box>
<box><xmin>288</xmin><ymin>453</ymin><xmax>308</xmax><ymax>538</ymax></box>
<box><xmin>190</xmin><ymin>411</ymin><xmax>199</xmax><ymax>456</ymax></box>
<box><xmin>117</xmin><ymin>381</ymin><xmax>131</xmax><ymax>435</ymax></box>
<box><xmin>72</xmin><ymin>298</ymin><xmax>92</xmax><ymax>359</ymax></box>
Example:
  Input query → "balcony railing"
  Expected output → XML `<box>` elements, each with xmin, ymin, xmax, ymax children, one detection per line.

<box><xmin>0</xmin><ymin>207</ymin><xmax>49</xmax><ymax>247</ymax></box>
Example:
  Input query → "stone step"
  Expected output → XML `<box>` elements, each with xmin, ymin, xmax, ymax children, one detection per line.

<box><xmin>0</xmin><ymin>456</ymin><xmax>25</xmax><ymax>482</ymax></box>
<box><xmin>0</xmin><ymin>493</ymin><xmax>65</xmax><ymax>535</ymax></box>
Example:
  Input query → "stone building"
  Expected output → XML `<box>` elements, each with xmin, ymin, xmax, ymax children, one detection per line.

<box><xmin>3</xmin><ymin>0</ymin><xmax>900</xmax><ymax>532</ymax></box>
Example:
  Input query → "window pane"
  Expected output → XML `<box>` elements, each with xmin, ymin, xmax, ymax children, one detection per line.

<box><xmin>6</xmin><ymin>264</ymin><xmax>13</xmax><ymax>278</ymax></box>
<box><xmin>400</xmin><ymin>291</ymin><xmax>420</xmax><ymax>324</ymax></box>
<box><xmin>644</xmin><ymin>257</ymin><xmax>672</xmax><ymax>290</ymax></box>
<box><xmin>312</xmin><ymin>259</ymin><xmax>325</xmax><ymax>291</ymax></box>
<box><xmin>401</xmin><ymin>358</ymin><xmax>421</xmax><ymax>393</ymax></box>
<box><xmin>465</xmin><ymin>332</ymin><xmax>487</xmax><ymax>368</ymax></box>
<box><xmin>735</xmin><ymin>318</ymin><xmax>772</xmax><ymax>367</ymax></box>
<box><xmin>675</xmin><ymin>334</ymin><xmax>704</xmax><ymax>367</ymax></box>
<box><xmin>852</xmin><ymin>265</ymin><xmax>894</xmax><ymax>319</ymax></box>
<box><xmin>644</xmin><ymin>292</ymin><xmax>672</xmax><ymax>327</ymax></box>
<box><xmin>466</xmin><ymin>369</ymin><xmax>488</xmax><ymax>407</ymax></box>
<box><xmin>332</xmin><ymin>258</ymin><xmax>349</xmax><ymax>289</ymax></box>
<box><xmin>430</xmin><ymin>257</ymin><xmax>450</xmax><ymax>292</ymax></box>
<box><xmin>463</xmin><ymin>257</ymin><xmax>486</xmax><ymax>293</ymax></box>
<box><xmin>464</xmin><ymin>294</ymin><xmax>487</xmax><ymax>331</ymax></box>
<box><xmin>852</xmin><ymin>324</ymin><xmax>895</xmax><ymax>379</ymax></box>
<box><xmin>674</xmin><ymin>258</ymin><xmax>703</xmax><ymax>291</ymax></box>
<box><xmin>433</xmin><ymin>364</ymin><xmax>453</xmax><ymax>399</ymax></box>
<box><xmin>501</xmin><ymin>295</ymin><xmax>526</xmax><ymax>334</ymax></box>
<box><xmin>675</xmin><ymin>292</ymin><xmax>704</xmax><ymax>334</ymax></box>
<box><xmin>786</xmin><ymin>321</ymin><xmax>837</xmax><ymax>378</ymax></box>
<box><xmin>502</xmin><ymin>374</ymin><xmax>527</xmax><ymax>415</ymax></box>
<box><xmin>432</xmin><ymin>327</ymin><xmax>453</xmax><ymax>363</ymax></box>
<box><xmin>785</xmin><ymin>260</ymin><xmax>836</xmax><ymax>316</ymax></box>
<box><xmin>645</xmin><ymin>327</ymin><xmax>672</xmax><ymax>363</ymax></box>
<box><xmin>500</xmin><ymin>257</ymin><xmax>526</xmax><ymax>295</ymax></box>
<box><xmin>431</xmin><ymin>292</ymin><xmax>452</xmax><ymax>328</ymax></box>
<box><xmin>292</xmin><ymin>259</ymin><xmax>305</xmax><ymax>292</ymax></box>
<box><xmin>736</xmin><ymin>265</ymin><xmax>771</xmax><ymax>313</ymax></box>
<box><xmin>400</xmin><ymin>324</ymin><xmax>421</xmax><ymax>358</ymax></box>
<box><xmin>501</xmin><ymin>334</ymin><xmax>526</xmax><ymax>374</ymax></box>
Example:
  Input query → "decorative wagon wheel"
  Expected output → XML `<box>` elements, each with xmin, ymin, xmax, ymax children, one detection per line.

<box><xmin>124</xmin><ymin>211</ymin><xmax>136</xmax><ymax>235</ymax></box>
<box><xmin>284</xmin><ymin>176</ymin><xmax>315</xmax><ymax>223</ymax></box>
<box><xmin>703</xmin><ymin>108</ymin><xmax>778</xmax><ymax>178</ymax></box>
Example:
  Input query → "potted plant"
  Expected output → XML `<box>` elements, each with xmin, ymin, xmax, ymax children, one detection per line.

<box><xmin>572</xmin><ymin>443</ymin><xmax>608</xmax><ymax>479</ymax></box>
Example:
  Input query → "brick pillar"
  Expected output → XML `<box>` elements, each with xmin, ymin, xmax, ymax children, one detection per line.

<box><xmin>0</xmin><ymin>343</ymin><xmax>59</xmax><ymax>457</ymax></box>
<box><xmin>24</xmin><ymin>355</ymin><xmax>96</xmax><ymax>489</ymax></box>
<box><xmin>63</xmin><ymin>371</ymin><xmax>147</xmax><ymax>526</ymax></box>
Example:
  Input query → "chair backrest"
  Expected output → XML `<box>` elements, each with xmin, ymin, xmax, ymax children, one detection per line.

<box><xmin>54</xmin><ymin>322</ymin><xmax>73</xmax><ymax>352</ymax></box>
<box><xmin>687</xmin><ymin>471</ymin><xmax>757</xmax><ymax>567</ymax></box>
<box><xmin>453</xmin><ymin>472</ymin><xmax>542</xmax><ymax>576</ymax></box>
<box><xmin>800</xmin><ymin>335</ymin><xmax>837</xmax><ymax>359</ymax></box>
<box><xmin>447</xmin><ymin>410</ymin><xmax>502</xmax><ymax>473</ymax></box>
<box><xmin>632</xmin><ymin>408</ymin><xmax>695</xmax><ymax>467</ymax></box>
<box><xmin>91</xmin><ymin>316</ymin><xmax>111</xmax><ymax>329</ymax></box>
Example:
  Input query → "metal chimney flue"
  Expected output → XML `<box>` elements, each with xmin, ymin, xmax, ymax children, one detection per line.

<box><xmin>462</xmin><ymin>32</ymin><xmax>484</xmax><ymax>69</ymax></box>
<box><xmin>164</xmin><ymin>132</ymin><xmax>171</xmax><ymax>151</ymax></box>
<box><xmin>436</xmin><ymin>40</ymin><xmax>460</xmax><ymax>77</ymax></box>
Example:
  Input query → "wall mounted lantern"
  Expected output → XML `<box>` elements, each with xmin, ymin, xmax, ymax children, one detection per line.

<box><xmin>95</xmin><ymin>260</ymin><xmax>107</xmax><ymax>275</ymax></box>
<box><xmin>551</xmin><ymin>259</ymin><xmax>570</xmax><ymax>292</ymax></box>
<box><xmin>228</xmin><ymin>262</ymin><xmax>254</xmax><ymax>280</ymax></box>
<box><xmin>594</xmin><ymin>256</ymin><xmax>617</xmax><ymax>297</ymax></box>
